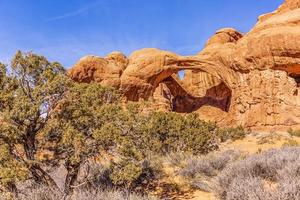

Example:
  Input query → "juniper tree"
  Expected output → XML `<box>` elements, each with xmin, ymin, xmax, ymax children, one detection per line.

<box><xmin>42</xmin><ymin>82</ymin><xmax>120</xmax><ymax>194</ymax></box>
<box><xmin>0</xmin><ymin>51</ymin><xmax>68</xmax><ymax>191</ymax></box>
<box><xmin>0</xmin><ymin>51</ymin><xmax>121</xmax><ymax>195</ymax></box>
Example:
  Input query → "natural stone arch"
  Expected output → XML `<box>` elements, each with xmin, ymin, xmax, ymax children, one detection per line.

<box><xmin>164</xmin><ymin>55</ymin><xmax>238</xmax><ymax>88</ymax></box>
<box><xmin>151</xmin><ymin>73</ymin><xmax>232</xmax><ymax>114</ymax></box>
<box><xmin>120</xmin><ymin>48</ymin><xmax>237</xmax><ymax>101</ymax></box>
<box><xmin>68</xmin><ymin>0</ymin><xmax>300</xmax><ymax>129</ymax></box>
<box><xmin>177</xmin><ymin>70</ymin><xmax>233</xmax><ymax>112</ymax></box>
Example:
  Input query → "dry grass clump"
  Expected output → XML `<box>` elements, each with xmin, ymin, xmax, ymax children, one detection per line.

<box><xmin>16</xmin><ymin>186</ymin><xmax>157</xmax><ymax>200</ymax></box>
<box><xmin>13</xmin><ymin>160</ymin><xmax>158</xmax><ymax>200</ymax></box>
<box><xmin>17</xmin><ymin>186</ymin><xmax>63</xmax><ymax>200</ymax></box>
<box><xmin>282</xmin><ymin>138</ymin><xmax>299</xmax><ymax>147</ymax></box>
<box><xmin>163</xmin><ymin>151</ymin><xmax>192</xmax><ymax>168</ymax></box>
<box><xmin>72</xmin><ymin>189</ymin><xmax>158</xmax><ymax>200</ymax></box>
<box><xmin>212</xmin><ymin>147</ymin><xmax>300</xmax><ymax>200</ymax></box>
<box><xmin>178</xmin><ymin>150</ymin><xmax>242</xmax><ymax>191</ymax></box>
<box><xmin>256</xmin><ymin>132</ymin><xmax>285</xmax><ymax>145</ymax></box>
<box><xmin>216</xmin><ymin>126</ymin><xmax>247</xmax><ymax>143</ymax></box>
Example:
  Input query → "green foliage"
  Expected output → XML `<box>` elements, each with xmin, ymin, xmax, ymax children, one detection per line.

<box><xmin>44</xmin><ymin>83</ymin><xmax>120</xmax><ymax>165</ymax></box>
<box><xmin>216</xmin><ymin>125</ymin><xmax>247</xmax><ymax>142</ymax></box>
<box><xmin>0</xmin><ymin>51</ymin><xmax>67</xmax><ymax>143</ymax></box>
<box><xmin>143</xmin><ymin>112</ymin><xmax>218</xmax><ymax>154</ymax></box>
<box><xmin>109</xmin><ymin>158</ymin><xmax>158</xmax><ymax>190</ymax></box>
<box><xmin>92</xmin><ymin>111</ymin><xmax>219</xmax><ymax>189</ymax></box>
<box><xmin>0</xmin><ymin>144</ymin><xmax>28</xmax><ymax>187</ymax></box>
<box><xmin>97</xmin><ymin>110</ymin><xmax>218</xmax><ymax>155</ymax></box>
<box><xmin>0</xmin><ymin>51</ymin><xmax>68</xmax><ymax>190</ymax></box>
<box><xmin>40</xmin><ymin>82</ymin><xmax>121</xmax><ymax>193</ymax></box>
<box><xmin>110</xmin><ymin>160</ymin><xmax>143</xmax><ymax>187</ymax></box>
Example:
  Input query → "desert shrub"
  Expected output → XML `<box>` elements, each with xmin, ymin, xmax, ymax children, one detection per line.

<box><xmin>52</xmin><ymin>109</ymin><xmax>248</xmax><ymax>192</ymax></box>
<box><xmin>109</xmin><ymin>159</ymin><xmax>158</xmax><ymax>190</ymax></box>
<box><xmin>163</xmin><ymin>152</ymin><xmax>191</xmax><ymax>168</ymax></box>
<box><xmin>179</xmin><ymin>150</ymin><xmax>241</xmax><ymax>191</ymax></box>
<box><xmin>74</xmin><ymin>160</ymin><xmax>112</xmax><ymax>189</ymax></box>
<box><xmin>257</xmin><ymin>132</ymin><xmax>284</xmax><ymax>145</ymax></box>
<box><xmin>273</xmin><ymin>175</ymin><xmax>300</xmax><ymax>199</ymax></box>
<box><xmin>17</xmin><ymin>186</ymin><xmax>63</xmax><ymax>200</ymax></box>
<box><xmin>282</xmin><ymin>139</ymin><xmax>299</xmax><ymax>147</ymax></box>
<box><xmin>97</xmin><ymin>111</ymin><xmax>219</xmax><ymax>156</ymax></box>
<box><xmin>212</xmin><ymin>147</ymin><xmax>300</xmax><ymax>200</ymax></box>
<box><xmin>143</xmin><ymin>112</ymin><xmax>219</xmax><ymax>154</ymax></box>
<box><xmin>224</xmin><ymin>177</ymin><xmax>272</xmax><ymax>200</ymax></box>
<box><xmin>92</xmin><ymin>111</ymin><xmax>220</xmax><ymax>190</ymax></box>
<box><xmin>16</xmin><ymin>185</ymin><xmax>157</xmax><ymax>200</ymax></box>
<box><xmin>72</xmin><ymin>189</ymin><xmax>158</xmax><ymax>200</ymax></box>
<box><xmin>216</xmin><ymin>125</ymin><xmax>247</xmax><ymax>142</ymax></box>
<box><xmin>288</xmin><ymin>128</ymin><xmax>300</xmax><ymax>137</ymax></box>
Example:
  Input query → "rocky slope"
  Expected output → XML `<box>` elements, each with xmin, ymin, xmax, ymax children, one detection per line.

<box><xmin>69</xmin><ymin>0</ymin><xmax>300</xmax><ymax>130</ymax></box>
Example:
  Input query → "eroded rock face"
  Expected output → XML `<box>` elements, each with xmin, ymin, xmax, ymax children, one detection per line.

<box><xmin>69</xmin><ymin>0</ymin><xmax>300</xmax><ymax>130</ymax></box>
<box><xmin>68</xmin><ymin>52</ymin><xmax>128</xmax><ymax>88</ymax></box>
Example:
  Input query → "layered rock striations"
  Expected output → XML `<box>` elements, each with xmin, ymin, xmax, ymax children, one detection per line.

<box><xmin>69</xmin><ymin>0</ymin><xmax>300</xmax><ymax>130</ymax></box>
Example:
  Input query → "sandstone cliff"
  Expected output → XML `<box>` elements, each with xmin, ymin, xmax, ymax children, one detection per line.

<box><xmin>69</xmin><ymin>0</ymin><xmax>300</xmax><ymax>130</ymax></box>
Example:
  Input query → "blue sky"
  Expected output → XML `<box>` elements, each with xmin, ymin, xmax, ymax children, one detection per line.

<box><xmin>0</xmin><ymin>0</ymin><xmax>283</xmax><ymax>68</ymax></box>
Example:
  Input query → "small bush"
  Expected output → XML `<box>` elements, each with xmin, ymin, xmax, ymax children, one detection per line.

<box><xmin>109</xmin><ymin>158</ymin><xmax>158</xmax><ymax>191</ymax></box>
<box><xmin>179</xmin><ymin>150</ymin><xmax>241</xmax><ymax>191</ymax></box>
<box><xmin>216</xmin><ymin>126</ymin><xmax>247</xmax><ymax>142</ymax></box>
<box><xmin>224</xmin><ymin>177</ymin><xmax>272</xmax><ymax>200</ymax></box>
<box><xmin>94</xmin><ymin>111</ymin><xmax>222</xmax><ymax>191</ymax></box>
<box><xmin>142</xmin><ymin>112</ymin><xmax>219</xmax><ymax>154</ymax></box>
<box><xmin>16</xmin><ymin>185</ymin><xmax>157</xmax><ymax>200</ymax></box>
<box><xmin>75</xmin><ymin>160</ymin><xmax>112</xmax><ymax>189</ymax></box>
<box><xmin>73</xmin><ymin>188</ymin><xmax>157</xmax><ymax>200</ymax></box>
<box><xmin>212</xmin><ymin>147</ymin><xmax>300</xmax><ymax>200</ymax></box>
<box><xmin>288</xmin><ymin>128</ymin><xmax>300</xmax><ymax>137</ymax></box>
<box><xmin>17</xmin><ymin>186</ymin><xmax>63</xmax><ymax>200</ymax></box>
<box><xmin>164</xmin><ymin>152</ymin><xmax>191</xmax><ymax>168</ymax></box>
<box><xmin>257</xmin><ymin>133</ymin><xmax>283</xmax><ymax>145</ymax></box>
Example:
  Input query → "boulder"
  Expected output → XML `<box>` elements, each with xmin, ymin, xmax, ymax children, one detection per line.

<box><xmin>68</xmin><ymin>52</ymin><xmax>128</xmax><ymax>88</ymax></box>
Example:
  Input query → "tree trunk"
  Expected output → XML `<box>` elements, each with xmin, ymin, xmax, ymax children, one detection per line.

<box><xmin>64</xmin><ymin>163</ymin><xmax>80</xmax><ymax>195</ymax></box>
<box><xmin>30</xmin><ymin>164</ymin><xmax>59</xmax><ymax>188</ymax></box>
<box><xmin>23</xmin><ymin>134</ymin><xmax>59</xmax><ymax>189</ymax></box>
<box><xmin>24</xmin><ymin>133</ymin><xmax>36</xmax><ymax>160</ymax></box>
<box><xmin>7</xmin><ymin>182</ymin><xmax>18</xmax><ymax>198</ymax></box>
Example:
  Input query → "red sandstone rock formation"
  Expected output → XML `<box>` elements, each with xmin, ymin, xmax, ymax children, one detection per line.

<box><xmin>69</xmin><ymin>52</ymin><xmax>128</xmax><ymax>88</ymax></box>
<box><xmin>69</xmin><ymin>0</ymin><xmax>300</xmax><ymax>130</ymax></box>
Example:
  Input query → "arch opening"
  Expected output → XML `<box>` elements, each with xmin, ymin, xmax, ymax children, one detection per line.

<box><xmin>177</xmin><ymin>70</ymin><xmax>185</xmax><ymax>80</ymax></box>
<box><xmin>290</xmin><ymin>74</ymin><xmax>300</xmax><ymax>96</ymax></box>
<box><xmin>154</xmin><ymin>70</ymin><xmax>232</xmax><ymax>113</ymax></box>
<box><xmin>292</xmin><ymin>74</ymin><xmax>300</xmax><ymax>87</ymax></box>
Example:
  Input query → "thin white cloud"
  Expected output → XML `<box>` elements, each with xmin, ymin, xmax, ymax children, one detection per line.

<box><xmin>46</xmin><ymin>1</ymin><xmax>102</xmax><ymax>21</ymax></box>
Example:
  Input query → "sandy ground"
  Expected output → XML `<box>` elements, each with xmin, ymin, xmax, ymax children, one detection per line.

<box><xmin>190</xmin><ymin>191</ymin><xmax>215</xmax><ymax>200</ymax></box>
<box><xmin>220</xmin><ymin>131</ymin><xmax>300</xmax><ymax>154</ymax></box>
